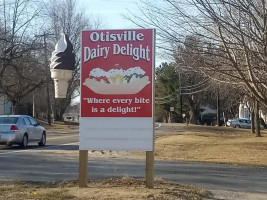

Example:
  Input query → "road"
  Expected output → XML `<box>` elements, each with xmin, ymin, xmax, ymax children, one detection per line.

<box><xmin>0</xmin><ymin>126</ymin><xmax>267</xmax><ymax>195</ymax></box>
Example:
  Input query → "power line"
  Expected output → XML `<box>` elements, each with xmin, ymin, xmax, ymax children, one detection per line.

<box><xmin>180</xmin><ymin>78</ymin><xmax>210</xmax><ymax>89</ymax></box>
<box><xmin>180</xmin><ymin>84</ymin><xmax>211</xmax><ymax>95</ymax></box>
<box><xmin>156</xmin><ymin>76</ymin><xmax>212</xmax><ymax>105</ymax></box>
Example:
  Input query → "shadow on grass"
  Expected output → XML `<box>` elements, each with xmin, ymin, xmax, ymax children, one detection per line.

<box><xmin>1</xmin><ymin>144</ymin><xmax>79</xmax><ymax>151</ymax></box>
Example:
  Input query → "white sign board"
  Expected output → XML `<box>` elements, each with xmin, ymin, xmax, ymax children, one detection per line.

<box><xmin>80</xmin><ymin>29</ymin><xmax>155</xmax><ymax>151</ymax></box>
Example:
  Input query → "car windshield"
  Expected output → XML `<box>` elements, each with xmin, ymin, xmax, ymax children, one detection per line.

<box><xmin>0</xmin><ymin>117</ymin><xmax>19</xmax><ymax>124</ymax></box>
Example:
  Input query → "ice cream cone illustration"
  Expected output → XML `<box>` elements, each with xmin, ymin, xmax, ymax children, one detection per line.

<box><xmin>50</xmin><ymin>34</ymin><xmax>75</xmax><ymax>98</ymax></box>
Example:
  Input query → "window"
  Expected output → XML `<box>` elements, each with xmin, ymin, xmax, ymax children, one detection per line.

<box><xmin>28</xmin><ymin>117</ymin><xmax>36</xmax><ymax>125</ymax></box>
<box><xmin>0</xmin><ymin>117</ymin><xmax>18</xmax><ymax>124</ymax></box>
<box><xmin>23</xmin><ymin>118</ymin><xmax>31</xmax><ymax>125</ymax></box>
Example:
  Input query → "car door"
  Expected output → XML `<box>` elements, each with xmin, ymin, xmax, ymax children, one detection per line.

<box><xmin>23</xmin><ymin>117</ymin><xmax>34</xmax><ymax>141</ymax></box>
<box><xmin>28</xmin><ymin>117</ymin><xmax>42</xmax><ymax>141</ymax></box>
<box><xmin>239</xmin><ymin>119</ymin><xmax>245</xmax><ymax>128</ymax></box>
<box><xmin>245</xmin><ymin>120</ymin><xmax>251</xmax><ymax>129</ymax></box>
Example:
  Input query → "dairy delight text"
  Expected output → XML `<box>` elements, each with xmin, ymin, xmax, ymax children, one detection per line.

<box><xmin>83</xmin><ymin>31</ymin><xmax>151</xmax><ymax>62</ymax></box>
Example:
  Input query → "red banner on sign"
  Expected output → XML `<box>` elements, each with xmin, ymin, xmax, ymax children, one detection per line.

<box><xmin>81</xmin><ymin>29</ymin><xmax>154</xmax><ymax>117</ymax></box>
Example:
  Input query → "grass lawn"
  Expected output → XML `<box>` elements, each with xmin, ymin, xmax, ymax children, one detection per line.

<box><xmin>40</xmin><ymin>121</ymin><xmax>78</xmax><ymax>130</ymax></box>
<box><xmin>154</xmin><ymin>123</ymin><xmax>267</xmax><ymax>166</ymax></box>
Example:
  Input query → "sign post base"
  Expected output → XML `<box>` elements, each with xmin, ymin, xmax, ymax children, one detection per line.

<box><xmin>146</xmin><ymin>151</ymin><xmax>154</xmax><ymax>188</ymax></box>
<box><xmin>79</xmin><ymin>150</ymin><xmax>88</xmax><ymax>188</ymax></box>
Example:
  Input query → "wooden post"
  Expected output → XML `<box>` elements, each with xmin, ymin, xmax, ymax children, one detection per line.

<box><xmin>146</xmin><ymin>151</ymin><xmax>154</xmax><ymax>188</ymax></box>
<box><xmin>145</xmin><ymin>28</ymin><xmax>155</xmax><ymax>189</ymax></box>
<box><xmin>79</xmin><ymin>150</ymin><xmax>88</xmax><ymax>188</ymax></box>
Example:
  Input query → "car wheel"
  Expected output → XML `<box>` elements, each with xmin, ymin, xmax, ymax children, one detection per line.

<box><xmin>20</xmin><ymin>134</ymin><xmax>28</xmax><ymax>148</ymax></box>
<box><xmin>38</xmin><ymin>132</ymin><xmax>46</xmax><ymax>146</ymax></box>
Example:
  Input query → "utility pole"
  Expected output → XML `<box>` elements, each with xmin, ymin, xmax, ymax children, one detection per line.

<box><xmin>36</xmin><ymin>32</ymin><xmax>53</xmax><ymax>125</ymax></box>
<box><xmin>217</xmin><ymin>84</ymin><xmax>220</xmax><ymax>126</ymax></box>
<box><xmin>32</xmin><ymin>91</ymin><xmax>35</xmax><ymax>117</ymax></box>
<box><xmin>179</xmin><ymin>72</ymin><xmax>183</xmax><ymax>122</ymax></box>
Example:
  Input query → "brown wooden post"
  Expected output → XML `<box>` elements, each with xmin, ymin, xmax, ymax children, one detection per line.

<box><xmin>145</xmin><ymin>28</ymin><xmax>156</xmax><ymax>189</ymax></box>
<box><xmin>79</xmin><ymin>150</ymin><xmax>88</xmax><ymax>187</ymax></box>
<box><xmin>146</xmin><ymin>151</ymin><xmax>154</xmax><ymax>188</ymax></box>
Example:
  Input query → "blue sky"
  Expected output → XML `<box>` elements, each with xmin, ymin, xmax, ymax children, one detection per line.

<box><xmin>79</xmin><ymin>0</ymin><xmax>169</xmax><ymax>66</ymax></box>
<box><xmin>79</xmin><ymin>0</ymin><xmax>141</xmax><ymax>29</ymax></box>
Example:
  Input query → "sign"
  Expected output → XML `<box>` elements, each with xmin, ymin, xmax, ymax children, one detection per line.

<box><xmin>170</xmin><ymin>107</ymin><xmax>174</xmax><ymax>112</ymax></box>
<box><xmin>80</xmin><ymin>29</ymin><xmax>155</xmax><ymax>150</ymax></box>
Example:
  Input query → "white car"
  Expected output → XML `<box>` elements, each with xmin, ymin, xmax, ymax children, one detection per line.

<box><xmin>0</xmin><ymin>115</ymin><xmax>46</xmax><ymax>148</ymax></box>
<box><xmin>227</xmin><ymin>118</ymin><xmax>264</xmax><ymax>130</ymax></box>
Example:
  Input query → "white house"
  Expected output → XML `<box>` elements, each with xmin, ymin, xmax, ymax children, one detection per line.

<box><xmin>259</xmin><ymin>110</ymin><xmax>267</xmax><ymax>123</ymax></box>
<box><xmin>0</xmin><ymin>95</ymin><xmax>12</xmax><ymax>115</ymax></box>
<box><xmin>239</xmin><ymin>102</ymin><xmax>267</xmax><ymax>123</ymax></box>
<box><xmin>239</xmin><ymin>103</ymin><xmax>250</xmax><ymax>119</ymax></box>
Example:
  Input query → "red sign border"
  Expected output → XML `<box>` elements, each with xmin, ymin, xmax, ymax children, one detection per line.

<box><xmin>80</xmin><ymin>28</ymin><xmax>155</xmax><ymax>118</ymax></box>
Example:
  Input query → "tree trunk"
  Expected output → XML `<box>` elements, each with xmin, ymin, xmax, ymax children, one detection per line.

<box><xmin>251</xmin><ymin>110</ymin><xmax>255</xmax><ymax>134</ymax></box>
<box><xmin>12</xmin><ymin>102</ymin><xmax>16</xmax><ymax>114</ymax></box>
<box><xmin>189</xmin><ymin>108</ymin><xmax>198</xmax><ymax>124</ymax></box>
<box><xmin>55</xmin><ymin>109</ymin><xmax>64</xmax><ymax>121</ymax></box>
<box><xmin>186</xmin><ymin>95</ymin><xmax>199</xmax><ymax>125</ymax></box>
<box><xmin>11</xmin><ymin>100</ymin><xmax>18</xmax><ymax>114</ymax></box>
<box><xmin>54</xmin><ymin>102</ymin><xmax>67</xmax><ymax>121</ymax></box>
<box><xmin>255</xmin><ymin>100</ymin><xmax>261</xmax><ymax>137</ymax></box>
<box><xmin>43</xmin><ymin>33</ymin><xmax>52</xmax><ymax>126</ymax></box>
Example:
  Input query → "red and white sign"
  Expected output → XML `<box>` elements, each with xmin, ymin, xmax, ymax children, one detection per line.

<box><xmin>80</xmin><ymin>29</ymin><xmax>154</xmax><ymax>151</ymax></box>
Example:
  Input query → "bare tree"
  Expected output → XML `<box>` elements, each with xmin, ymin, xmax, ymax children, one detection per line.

<box><xmin>0</xmin><ymin>0</ymin><xmax>46</xmax><ymax>113</ymax></box>
<box><xmin>128</xmin><ymin>0</ymin><xmax>267</xmax><ymax>108</ymax></box>
<box><xmin>126</xmin><ymin>0</ymin><xmax>267</xmax><ymax>134</ymax></box>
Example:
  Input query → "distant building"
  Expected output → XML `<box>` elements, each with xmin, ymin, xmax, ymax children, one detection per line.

<box><xmin>199</xmin><ymin>106</ymin><xmax>217</xmax><ymax>125</ymax></box>
<box><xmin>239</xmin><ymin>103</ymin><xmax>250</xmax><ymax>119</ymax></box>
<box><xmin>239</xmin><ymin>101</ymin><xmax>267</xmax><ymax>123</ymax></box>
<box><xmin>63</xmin><ymin>103</ymin><xmax>80</xmax><ymax>122</ymax></box>
<box><xmin>0</xmin><ymin>95</ymin><xmax>12</xmax><ymax>115</ymax></box>
<box><xmin>260</xmin><ymin>110</ymin><xmax>267</xmax><ymax>123</ymax></box>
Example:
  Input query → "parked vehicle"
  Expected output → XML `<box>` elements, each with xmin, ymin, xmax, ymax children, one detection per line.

<box><xmin>0</xmin><ymin>115</ymin><xmax>46</xmax><ymax>148</ymax></box>
<box><xmin>227</xmin><ymin>118</ymin><xmax>264</xmax><ymax>130</ymax></box>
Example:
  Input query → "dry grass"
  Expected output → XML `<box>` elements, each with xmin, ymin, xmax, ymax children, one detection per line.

<box><xmin>0</xmin><ymin>177</ymin><xmax>210</xmax><ymax>200</ymax></box>
<box><xmin>0</xmin><ymin>182</ymin><xmax>75</xmax><ymax>200</ymax></box>
<box><xmin>154</xmin><ymin>124</ymin><xmax>267</xmax><ymax>166</ymax></box>
<box><xmin>42</xmin><ymin>122</ymin><xmax>77</xmax><ymax>131</ymax></box>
